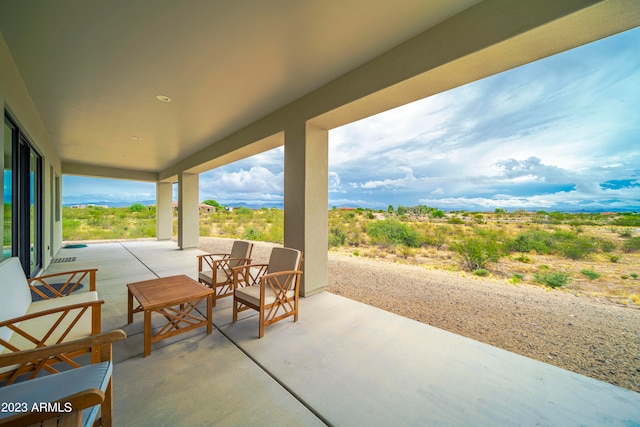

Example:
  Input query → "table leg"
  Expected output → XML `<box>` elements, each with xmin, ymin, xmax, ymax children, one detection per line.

<box><xmin>144</xmin><ymin>310</ymin><xmax>151</xmax><ymax>357</ymax></box>
<box><xmin>127</xmin><ymin>287</ymin><xmax>133</xmax><ymax>324</ymax></box>
<box><xmin>207</xmin><ymin>294</ymin><xmax>213</xmax><ymax>335</ymax></box>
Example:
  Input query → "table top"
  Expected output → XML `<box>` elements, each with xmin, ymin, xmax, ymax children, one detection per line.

<box><xmin>127</xmin><ymin>274</ymin><xmax>213</xmax><ymax>310</ymax></box>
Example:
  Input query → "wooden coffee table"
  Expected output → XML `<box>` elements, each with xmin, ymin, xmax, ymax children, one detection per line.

<box><xmin>127</xmin><ymin>275</ymin><xmax>214</xmax><ymax>356</ymax></box>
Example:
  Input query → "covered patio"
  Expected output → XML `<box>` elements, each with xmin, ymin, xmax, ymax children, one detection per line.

<box><xmin>3</xmin><ymin>1</ymin><xmax>640</xmax><ymax>425</ymax></box>
<box><xmin>43</xmin><ymin>240</ymin><xmax>640</xmax><ymax>426</ymax></box>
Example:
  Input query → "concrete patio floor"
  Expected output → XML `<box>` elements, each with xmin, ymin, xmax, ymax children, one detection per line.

<box><xmin>45</xmin><ymin>240</ymin><xmax>640</xmax><ymax>426</ymax></box>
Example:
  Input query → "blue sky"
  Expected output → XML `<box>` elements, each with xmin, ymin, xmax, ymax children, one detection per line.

<box><xmin>63</xmin><ymin>27</ymin><xmax>640</xmax><ymax>212</ymax></box>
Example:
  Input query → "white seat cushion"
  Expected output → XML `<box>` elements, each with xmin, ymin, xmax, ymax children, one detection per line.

<box><xmin>199</xmin><ymin>269</ymin><xmax>232</xmax><ymax>286</ymax></box>
<box><xmin>235</xmin><ymin>285</ymin><xmax>295</xmax><ymax>307</ymax></box>
<box><xmin>2</xmin><ymin>291</ymin><xmax>99</xmax><ymax>355</ymax></box>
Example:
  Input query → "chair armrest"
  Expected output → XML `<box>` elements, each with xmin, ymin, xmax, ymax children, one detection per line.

<box><xmin>0</xmin><ymin>330</ymin><xmax>126</xmax><ymax>368</ymax></box>
<box><xmin>0</xmin><ymin>388</ymin><xmax>105</xmax><ymax>427</ymax></box>
<box><xmin>260</xmin><ymin>270</ymin><xmax>303</xmax><ymax>291</ymax></box>
<box><xmin>198</xmin><ymin>254</ymin><xmax>231</xmax><ymax>272</ymax></box>
<box><xmin>28</xmin><ymin>268</ymin><xmax>98</xmax><ymax>296</ymax></box>
<box><xmin>198</xmin><ymin>253</ymin><xmax>231</xmax><ymax>258</ymax></box>
<box><xmin>232</xmin><ymin>264</ymin><xmax>269</xmax><ymax>288</ymax></box>
<box><xmin>0</xmin><ymin>300</ymin><xmax>104</xmax><ymax>329</ymax></box>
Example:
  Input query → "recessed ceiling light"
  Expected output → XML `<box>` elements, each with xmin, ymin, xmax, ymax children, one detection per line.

<box><xmin>131</xmin><ymin>136</ymin><xmax>142</xmax><ymax>141</ymax></box>
<box><xmin>156</xmin><ymin>95</ymin><xmax>171</xmax><ymax>102</ymax></box>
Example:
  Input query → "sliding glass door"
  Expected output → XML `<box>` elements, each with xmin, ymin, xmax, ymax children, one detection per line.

<box><xmin>2</xmin><ymin>119</ymin><xmax>12</xmax><ymax>262</ymax></box>
<box><xmin>3</xmin><ymin>113</ymin><xmax>42</xmax><ymax>276</ymax></box>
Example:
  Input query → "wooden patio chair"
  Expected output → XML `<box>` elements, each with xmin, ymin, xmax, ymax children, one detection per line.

<box><xmin>232</xmin><ymin>247</ymin><xmax>303</xmax><ymax>338</ymax></box>
<box><xmin>197</xmin><ymin>241</ymin><xmax>253</xmax><ymax>306</ymax></box>
<box><xmin>0</xmin><ymin>329</ymin><xmax>126</xmax><ymax>427</ymax></box>
<box><xmin>0</xmin><ymin>257</ymin><xmax>103</xmax><ymax>385</ymax></box>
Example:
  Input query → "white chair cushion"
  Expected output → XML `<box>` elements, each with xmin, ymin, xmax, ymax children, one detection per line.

<box><xmin>2</xmin><ymin>291</ymin><xmax>99</xmax><ymax>356</ymax></box>
<box><xmin>0</xmin><ymin>258</ymin><xmax>32</xmax><ymax>322</ymax></box>
<box><xmin>199</xmin><ymin>269</ymin><xmax>233</xmax><ymax>286</ymax></box>
<box><xmin>235</xmin><ymin>285</ymin><xmax>295</xmax><ymax>307</ymax></box>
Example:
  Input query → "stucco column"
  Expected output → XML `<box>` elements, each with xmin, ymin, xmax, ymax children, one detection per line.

<box><xmin>177</xmin><ymin>172</ymin><xmax>199</xmax><ymax>249</ymax></box>
<box><xmin>156</xmin><ymin>181</ymin><xmax>173</xmax><ymax>240</ymax></box>
<box><xmin>284</xmin><ymin>122</ymin><xmax>328</xmax><ymax>297</ymax></box>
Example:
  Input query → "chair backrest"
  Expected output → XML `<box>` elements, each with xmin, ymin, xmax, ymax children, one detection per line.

<box><xmin>0</xmin><ymin>257</ymin><xmax>32</xmax><ymax>349</ymax></box>
<box><xmin>0</xmin><ymin>257</ymin><xmax>31</xmax><ymax>322</ymax></box>
<box><xmin>267</xmin><ymin>247</ymin><xmax>302</xmax><ymax>274</ymax></box>
<box><xmin>229</xmin><ymin>241</ymin><xmax>253</xmax><ymax>268</ymax></box>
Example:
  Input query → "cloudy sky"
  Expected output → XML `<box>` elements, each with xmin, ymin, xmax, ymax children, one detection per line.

<box><xmin>64</xmin><ymin>26</ymin><xmax>640</xmax><ymax>212</ymax></box>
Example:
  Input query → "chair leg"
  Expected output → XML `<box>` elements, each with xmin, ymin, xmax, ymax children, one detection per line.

<box><xmin>258</xmin><ymin>306</ymin><xmax>264</xmax><ymax>338</ymax></box>
<box><xmin>232</xmin><ymin>299</ymin><xmax>238</xmax><ymax>323</ymax></box>
<box><xmin>102</xmin><ymin>377</ymin><xmax>114</xmax><ymax>427</ymax></box>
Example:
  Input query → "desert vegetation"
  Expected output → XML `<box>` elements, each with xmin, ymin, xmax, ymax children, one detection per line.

<box><xmin>62</xmin><ymin>203</ymin><xmax>640</xmax><ymax>306</ymax></box>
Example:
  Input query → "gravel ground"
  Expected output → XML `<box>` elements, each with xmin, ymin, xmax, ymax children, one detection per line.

<box><xmin>199</xmin><ymin>237</ymin><xmax>640</xmax><ymax>392</ymax></box>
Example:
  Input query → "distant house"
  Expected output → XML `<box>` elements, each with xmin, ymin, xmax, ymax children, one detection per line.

<box><xmin>199</xmin><ymin>204</ymin><xmax>216</xmax><ymax>214</ymax></box>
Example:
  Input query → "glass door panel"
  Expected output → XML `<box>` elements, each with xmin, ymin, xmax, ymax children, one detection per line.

<box><xmin>2</xmin><ymin>120</ymin><xmax>12</xmax><ymax>261</ymax></box>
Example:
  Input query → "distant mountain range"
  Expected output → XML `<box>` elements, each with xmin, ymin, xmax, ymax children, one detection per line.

<box><xmin>63</xmin><ymin>200</ymin><xmax>286</xmax><ymax>209</ymax></box>
<box><xmin>61</xmin><ymin>200</ymin><xmax>637</xmax><ymax>213</ymax></box>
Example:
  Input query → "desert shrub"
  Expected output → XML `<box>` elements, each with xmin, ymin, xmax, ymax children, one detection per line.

<box><xmin>556</xmin><ymin>236</ymin><xmax>597</xmax><ymax>260</ymax></box>
<box><xmin>242</xmin><ymin>227</ymin><xmax>261</xmax><ymax>241</ymax></box>
<box><xmin>598</xmin><ymin>238</ymin><xmax>616</xmax><ymax>253</ymax></box>
<box><xmin>617</xmin><ymin>228</ymin><xmax>633</xmax><ymax>238</ymax></box>
<box><xmin>447</xmin><ymin>217</ymin><xmax>464</xmax><ymax>225</ymax></box>
<box><xmin>631</xmin><ymin>273</ymin><xmax>639</xmax><ymax>279</ymax></box>
<box><xmin>609</xmin><ymin>255</ymin><xmax>620</xmax><ymax>263</ymax></box>
<box><xmin>508</xmin><ymin>229</ymin><xmax>554</xmax><ymax>254</ymax></box>
<box><xmin>367</xmin><ymin>220</ymin><xmax>422</xmax><ymax>247</ymax></box>
<box><xmin>422</xmin><ymin>225</ymin><xmax>450</xmax><ymax>249</ymax></box>
<box><xmin>580</xmin><ymin>269</ymin><xmax>600</xmax><ymax>280</ymax></box>
<box><xmin>510</xmin><ymin>273</ymin><xmax>524</xmax><ymax>285</ymax></box>
<box><xmin>514</xmin><ymin>254</ymin><xmax>531</xmax><ymax>263</ymax></box>
<box><xmin>328</xmin><ymin>227</ymin><xmax>347</xmax><ymax>247</ymax></box>
<box><xmin>534</xmin><ymin>271</ymin><xmax>571</xmax><ymax>288</ymax></box>
<box><xmin>613</xmin><ymin>215</ymin><xmax>640</xmax><ymax>227</ymax></box>
<box><xmin>623</xmin><ymin>237</ymin><xmax>640</xmax><ymax>252</ymax></box>
<box><xmin>451</xmin><ymin>236</ymin><xmax>501</xmax><ymax>271</ymax></box>
<box><xmin>396</xmin><ymin>245</ymin><xmax>414</xmax><ymax>259</ymax></box>
<box><xmin>129</xmin><ymin>203</ymin><xmax>146</xmax><ymax>212</ymax></box>
<box><xmin>472</xmin><ymin>269</ymin><xmax>490</xmax><ymax>277</ymax></box>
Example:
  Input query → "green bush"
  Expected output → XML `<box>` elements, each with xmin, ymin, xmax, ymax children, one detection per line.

<box><xmin>472</xmin><ymin>269</ymin><xmax>490</xmax><ymax>277</ymax></box>
<box><xmin>623</xmin><ymin>237</ymin><xmax>640</xmax><ymax>252</ymax></box>
<box><xmin>534</xmin><ymin>271</ymin><xmax>571</xmax><ymax>288</ymax></box>
<box><xmin>367</xmin><ymin>220</ymin><xmax>422</xmax><ymax>248</ymax></box>
<box><xmin>580</xmin><ymin>269</ymin><xmax>600</xmax><ymax>280</ymax></box>
<box><xmin>598</xmin><ymin>238</ymin><xmax>616</xmax><ymax>253</ymax></box>
<box><xmin>242</xmin><ymin>227</ymin><xmax>261</xmax><ymax>241</ymax></box>
<box><xmin>508</xmin><ymin>229</ymin><xmax>554</xmax><ymax>254</ymax></box>
<box><xmin>556</xmin><ymin>235</ymin><xmax>597</xmax><ymax>260</ymax></box>
<box><xmin>451</xmin><ymin>236</ymin><xmax>501</xmax><ymax>271</ymax></box>
<box><xmin>129</xmin><ymin>203</ymin><xmax>146</xmax><ymax>212</ymax></box>
<box><xmin>328</xmin><ymin>227</ymin><xmax>347</xmax><ymax>247</ymax></box>
<box><xmin>613</xmin><ymin>215</ymin><xmax>640</xmax><ymax>227</ymax></box>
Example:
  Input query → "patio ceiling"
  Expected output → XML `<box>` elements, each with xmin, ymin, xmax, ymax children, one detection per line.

<box><xmin>0</xmin><ymin>0</ymin><xmax>479</xmax><ymax>177</ymax></box>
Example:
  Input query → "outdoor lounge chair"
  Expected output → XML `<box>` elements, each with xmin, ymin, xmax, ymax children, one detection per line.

<box><xmin>232</xmin><ymin>247</ymin><xmax>302</xmax><ymax>338</ymax></box>
<box><xmin>0</xmin><ymin>257</ymin><xmax>103</xmax><ymax>385</ymax></box>
<box><xmin>0</xmin><ymin>329</ymin><xmax>126</xmax><ymax>427</ymax></box>
<box><xmin>197</xmin><ymin>240</ymin><xmax>253</xmax><ymax>306</ymax></box>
